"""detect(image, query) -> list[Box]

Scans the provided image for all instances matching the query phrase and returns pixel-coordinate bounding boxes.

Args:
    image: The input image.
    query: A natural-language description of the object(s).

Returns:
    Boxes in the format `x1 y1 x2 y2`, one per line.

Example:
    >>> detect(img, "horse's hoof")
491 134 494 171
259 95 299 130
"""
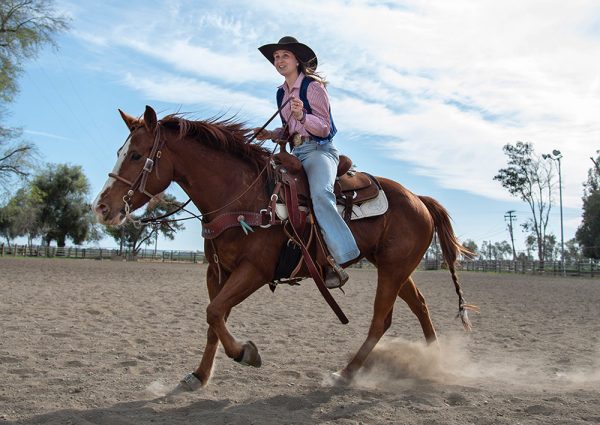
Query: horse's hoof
330 371 352 387
179 372 203 391
235 340 262 367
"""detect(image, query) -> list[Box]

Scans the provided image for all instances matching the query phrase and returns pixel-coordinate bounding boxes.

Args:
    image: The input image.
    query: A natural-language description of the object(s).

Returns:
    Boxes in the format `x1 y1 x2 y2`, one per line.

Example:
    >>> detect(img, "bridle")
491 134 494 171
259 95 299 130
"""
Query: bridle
108 124 167 209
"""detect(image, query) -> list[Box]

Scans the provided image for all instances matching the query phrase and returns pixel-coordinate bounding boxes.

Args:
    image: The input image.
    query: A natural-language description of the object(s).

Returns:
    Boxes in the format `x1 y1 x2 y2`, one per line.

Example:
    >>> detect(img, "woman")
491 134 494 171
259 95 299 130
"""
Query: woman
254 36 360 288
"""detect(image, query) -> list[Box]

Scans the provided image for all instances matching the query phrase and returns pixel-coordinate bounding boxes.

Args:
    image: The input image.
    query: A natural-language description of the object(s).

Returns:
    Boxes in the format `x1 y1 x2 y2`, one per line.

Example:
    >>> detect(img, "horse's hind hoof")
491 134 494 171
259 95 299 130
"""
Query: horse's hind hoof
179 372 203 391
329 371 352 387
235 340 262 367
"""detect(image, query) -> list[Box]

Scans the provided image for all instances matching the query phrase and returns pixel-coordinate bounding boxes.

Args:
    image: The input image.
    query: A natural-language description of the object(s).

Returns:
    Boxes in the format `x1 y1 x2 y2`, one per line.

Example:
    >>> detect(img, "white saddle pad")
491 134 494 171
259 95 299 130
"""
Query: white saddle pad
275 189 389 221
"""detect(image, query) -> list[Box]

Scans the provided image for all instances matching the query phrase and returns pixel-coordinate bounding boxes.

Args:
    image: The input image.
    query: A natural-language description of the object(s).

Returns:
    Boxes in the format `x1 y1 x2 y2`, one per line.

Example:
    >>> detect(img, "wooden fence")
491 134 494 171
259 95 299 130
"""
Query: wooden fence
1 244 598 278
0 244 206 263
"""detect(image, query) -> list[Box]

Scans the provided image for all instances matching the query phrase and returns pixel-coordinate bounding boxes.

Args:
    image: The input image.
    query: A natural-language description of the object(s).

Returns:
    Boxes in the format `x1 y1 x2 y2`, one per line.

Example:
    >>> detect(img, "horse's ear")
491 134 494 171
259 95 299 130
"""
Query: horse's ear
119 109 139 131
144 105 157 133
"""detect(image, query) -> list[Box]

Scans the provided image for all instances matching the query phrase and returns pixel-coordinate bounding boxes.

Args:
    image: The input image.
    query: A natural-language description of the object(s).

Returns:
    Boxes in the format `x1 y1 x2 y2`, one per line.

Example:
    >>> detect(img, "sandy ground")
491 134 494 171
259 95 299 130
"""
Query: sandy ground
1 257 599 424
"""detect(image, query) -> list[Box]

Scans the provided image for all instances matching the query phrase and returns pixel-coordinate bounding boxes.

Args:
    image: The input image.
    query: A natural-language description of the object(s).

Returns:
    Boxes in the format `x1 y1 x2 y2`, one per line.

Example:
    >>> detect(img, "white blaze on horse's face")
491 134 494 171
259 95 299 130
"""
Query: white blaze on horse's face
92 136 133 225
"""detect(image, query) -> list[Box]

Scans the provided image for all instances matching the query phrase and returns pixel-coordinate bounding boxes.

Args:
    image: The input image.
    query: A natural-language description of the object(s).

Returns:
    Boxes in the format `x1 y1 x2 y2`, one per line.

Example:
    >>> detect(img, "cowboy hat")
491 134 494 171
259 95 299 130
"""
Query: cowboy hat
258 36 318 69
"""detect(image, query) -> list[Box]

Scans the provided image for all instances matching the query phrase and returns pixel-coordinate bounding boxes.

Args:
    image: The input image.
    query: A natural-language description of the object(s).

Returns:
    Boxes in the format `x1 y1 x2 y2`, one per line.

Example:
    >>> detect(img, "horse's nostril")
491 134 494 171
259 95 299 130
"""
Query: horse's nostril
95 203 110 217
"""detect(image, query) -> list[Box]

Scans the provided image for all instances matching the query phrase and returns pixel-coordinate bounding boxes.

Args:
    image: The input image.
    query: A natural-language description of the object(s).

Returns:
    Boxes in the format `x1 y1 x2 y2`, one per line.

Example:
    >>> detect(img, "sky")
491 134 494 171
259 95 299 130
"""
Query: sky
5 0 600 254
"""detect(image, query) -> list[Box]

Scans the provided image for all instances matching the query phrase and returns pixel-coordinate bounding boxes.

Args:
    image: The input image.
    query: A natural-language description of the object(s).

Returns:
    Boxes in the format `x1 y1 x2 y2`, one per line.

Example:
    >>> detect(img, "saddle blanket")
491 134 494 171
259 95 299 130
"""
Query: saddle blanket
275 189 389 222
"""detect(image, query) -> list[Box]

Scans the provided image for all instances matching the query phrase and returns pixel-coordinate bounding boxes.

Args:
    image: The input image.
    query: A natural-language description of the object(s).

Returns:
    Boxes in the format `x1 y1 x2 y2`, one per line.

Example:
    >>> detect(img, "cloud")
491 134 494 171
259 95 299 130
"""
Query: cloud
24 129 73 141
67 0 600 209
121 72 274 119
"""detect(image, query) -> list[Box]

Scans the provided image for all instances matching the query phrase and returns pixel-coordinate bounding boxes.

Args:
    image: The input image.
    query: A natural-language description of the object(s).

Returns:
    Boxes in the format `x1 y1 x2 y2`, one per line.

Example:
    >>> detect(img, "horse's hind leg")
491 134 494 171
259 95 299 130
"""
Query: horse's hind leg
398 276 437 344
339 267 409 380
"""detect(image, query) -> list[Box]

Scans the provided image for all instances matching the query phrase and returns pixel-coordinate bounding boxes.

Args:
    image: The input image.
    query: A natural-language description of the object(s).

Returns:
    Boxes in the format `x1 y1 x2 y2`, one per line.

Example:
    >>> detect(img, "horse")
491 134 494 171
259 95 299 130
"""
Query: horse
93 105 475 389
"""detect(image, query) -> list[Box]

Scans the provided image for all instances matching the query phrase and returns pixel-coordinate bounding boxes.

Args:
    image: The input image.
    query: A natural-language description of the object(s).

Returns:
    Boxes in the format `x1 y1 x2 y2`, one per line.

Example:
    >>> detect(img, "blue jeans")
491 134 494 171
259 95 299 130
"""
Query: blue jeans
292 140 360 264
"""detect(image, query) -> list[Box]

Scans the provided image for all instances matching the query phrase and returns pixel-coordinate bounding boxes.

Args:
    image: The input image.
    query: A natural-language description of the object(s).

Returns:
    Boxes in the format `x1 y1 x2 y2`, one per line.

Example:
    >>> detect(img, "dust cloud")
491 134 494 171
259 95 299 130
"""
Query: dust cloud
344 336 600 392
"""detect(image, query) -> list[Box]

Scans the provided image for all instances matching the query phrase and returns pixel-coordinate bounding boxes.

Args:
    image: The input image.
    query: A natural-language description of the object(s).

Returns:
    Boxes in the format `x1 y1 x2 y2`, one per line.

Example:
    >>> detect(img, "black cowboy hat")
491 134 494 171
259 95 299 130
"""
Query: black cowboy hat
258 36 318 69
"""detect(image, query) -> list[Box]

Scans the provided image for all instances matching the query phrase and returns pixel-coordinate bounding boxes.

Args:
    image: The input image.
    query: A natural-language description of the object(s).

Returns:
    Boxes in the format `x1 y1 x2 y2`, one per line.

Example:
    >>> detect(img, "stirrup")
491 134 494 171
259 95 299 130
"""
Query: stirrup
325 256 349 289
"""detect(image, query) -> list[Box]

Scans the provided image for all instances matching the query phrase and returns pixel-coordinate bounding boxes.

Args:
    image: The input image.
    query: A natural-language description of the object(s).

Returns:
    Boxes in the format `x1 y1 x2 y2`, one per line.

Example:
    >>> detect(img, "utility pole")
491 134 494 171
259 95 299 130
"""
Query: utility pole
504 210 517 261
543 150 565 276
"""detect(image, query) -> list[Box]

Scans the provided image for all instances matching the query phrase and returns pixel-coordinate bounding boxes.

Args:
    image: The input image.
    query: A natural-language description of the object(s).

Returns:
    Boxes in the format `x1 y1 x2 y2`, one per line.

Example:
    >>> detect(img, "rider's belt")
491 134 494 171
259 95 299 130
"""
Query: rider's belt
292 133 312 147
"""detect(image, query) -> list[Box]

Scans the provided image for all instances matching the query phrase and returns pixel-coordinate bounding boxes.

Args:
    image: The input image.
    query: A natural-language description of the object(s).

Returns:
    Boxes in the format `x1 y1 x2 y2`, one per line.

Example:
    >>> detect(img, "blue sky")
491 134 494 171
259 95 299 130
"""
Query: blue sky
6 0 599 253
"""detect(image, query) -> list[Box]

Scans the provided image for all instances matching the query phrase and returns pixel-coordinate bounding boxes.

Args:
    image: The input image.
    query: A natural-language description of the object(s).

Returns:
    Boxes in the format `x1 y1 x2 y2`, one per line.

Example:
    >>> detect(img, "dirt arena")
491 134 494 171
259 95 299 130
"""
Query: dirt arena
1 257 599 424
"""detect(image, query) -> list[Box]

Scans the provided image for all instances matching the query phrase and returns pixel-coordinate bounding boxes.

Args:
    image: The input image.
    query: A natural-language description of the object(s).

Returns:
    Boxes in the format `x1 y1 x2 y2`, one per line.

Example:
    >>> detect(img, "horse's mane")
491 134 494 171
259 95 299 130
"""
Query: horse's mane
160 114 271 169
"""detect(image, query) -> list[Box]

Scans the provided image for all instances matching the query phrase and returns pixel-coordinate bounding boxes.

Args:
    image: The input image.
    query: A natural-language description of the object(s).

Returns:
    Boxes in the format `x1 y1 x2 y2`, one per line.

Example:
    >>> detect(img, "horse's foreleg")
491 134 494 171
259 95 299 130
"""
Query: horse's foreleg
205 261 265 364
339 269 406 380
187 263 229 387
398 276 438 344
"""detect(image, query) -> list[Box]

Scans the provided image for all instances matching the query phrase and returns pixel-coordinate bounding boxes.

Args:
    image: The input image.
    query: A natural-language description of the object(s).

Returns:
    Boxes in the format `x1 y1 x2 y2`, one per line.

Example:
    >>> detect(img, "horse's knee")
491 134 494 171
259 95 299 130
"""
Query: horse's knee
206 303 222 327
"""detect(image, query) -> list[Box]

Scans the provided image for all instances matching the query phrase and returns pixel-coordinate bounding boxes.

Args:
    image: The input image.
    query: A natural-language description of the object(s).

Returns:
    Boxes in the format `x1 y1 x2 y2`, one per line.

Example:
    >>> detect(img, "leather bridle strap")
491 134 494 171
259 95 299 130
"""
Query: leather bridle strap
108 124 166 200
138 125 166 195
107 172 156 199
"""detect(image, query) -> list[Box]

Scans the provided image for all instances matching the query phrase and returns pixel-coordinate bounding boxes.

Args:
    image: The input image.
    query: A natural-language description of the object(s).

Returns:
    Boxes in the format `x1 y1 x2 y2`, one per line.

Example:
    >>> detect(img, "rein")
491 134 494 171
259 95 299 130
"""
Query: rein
109 98 292 227
198 96 293 220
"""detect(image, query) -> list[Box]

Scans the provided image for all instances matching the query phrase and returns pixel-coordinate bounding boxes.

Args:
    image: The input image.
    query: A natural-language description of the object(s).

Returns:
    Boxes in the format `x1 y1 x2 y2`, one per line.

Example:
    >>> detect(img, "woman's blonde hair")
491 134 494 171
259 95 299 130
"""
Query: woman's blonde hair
298 60 327 86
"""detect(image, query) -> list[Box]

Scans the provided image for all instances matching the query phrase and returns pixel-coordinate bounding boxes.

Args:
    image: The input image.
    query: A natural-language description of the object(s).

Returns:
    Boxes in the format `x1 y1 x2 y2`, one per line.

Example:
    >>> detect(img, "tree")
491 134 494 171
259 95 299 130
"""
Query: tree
480 240 512 260
462 239 478 257
0 185 42 245
103 194 186 255
494 240 513 260
0 1 69 189
1 0 69 102
0 115 34 192
525 233 557 262
494 141 554 264
564 238 583 263
31 163 95 246
575 151 600 259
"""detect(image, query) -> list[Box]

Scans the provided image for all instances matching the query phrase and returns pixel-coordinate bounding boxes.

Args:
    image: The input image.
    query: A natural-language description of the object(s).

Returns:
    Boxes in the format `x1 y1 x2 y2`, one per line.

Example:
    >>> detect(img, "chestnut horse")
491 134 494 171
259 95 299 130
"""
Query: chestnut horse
93 105 474 388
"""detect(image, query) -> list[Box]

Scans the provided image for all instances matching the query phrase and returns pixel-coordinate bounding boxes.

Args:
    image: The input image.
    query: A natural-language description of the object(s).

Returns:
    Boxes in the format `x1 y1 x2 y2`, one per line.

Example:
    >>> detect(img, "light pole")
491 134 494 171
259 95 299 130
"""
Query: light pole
542 150 564 275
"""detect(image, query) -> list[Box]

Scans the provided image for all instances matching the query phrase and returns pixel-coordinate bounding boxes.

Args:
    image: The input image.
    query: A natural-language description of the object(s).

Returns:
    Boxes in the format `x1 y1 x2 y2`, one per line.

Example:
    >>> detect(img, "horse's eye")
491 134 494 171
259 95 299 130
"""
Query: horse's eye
131 152 142 161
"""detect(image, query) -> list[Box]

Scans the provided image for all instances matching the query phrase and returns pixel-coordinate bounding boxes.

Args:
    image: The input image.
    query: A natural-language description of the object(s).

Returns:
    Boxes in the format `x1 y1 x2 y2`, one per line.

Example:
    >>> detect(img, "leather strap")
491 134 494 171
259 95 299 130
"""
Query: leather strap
202 211 278 239
290 220 349 324
280 171 304 233
343 194 353 223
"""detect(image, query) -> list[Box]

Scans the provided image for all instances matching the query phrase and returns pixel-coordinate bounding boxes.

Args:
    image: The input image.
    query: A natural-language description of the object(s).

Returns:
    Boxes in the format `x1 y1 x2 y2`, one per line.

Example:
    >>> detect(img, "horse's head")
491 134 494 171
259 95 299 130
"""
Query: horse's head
93 106 174 225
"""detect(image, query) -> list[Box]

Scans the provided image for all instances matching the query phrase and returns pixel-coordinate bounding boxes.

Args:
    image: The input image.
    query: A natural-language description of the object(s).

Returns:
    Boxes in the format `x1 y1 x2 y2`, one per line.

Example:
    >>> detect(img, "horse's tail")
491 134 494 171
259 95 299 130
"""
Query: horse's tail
418 195 479 331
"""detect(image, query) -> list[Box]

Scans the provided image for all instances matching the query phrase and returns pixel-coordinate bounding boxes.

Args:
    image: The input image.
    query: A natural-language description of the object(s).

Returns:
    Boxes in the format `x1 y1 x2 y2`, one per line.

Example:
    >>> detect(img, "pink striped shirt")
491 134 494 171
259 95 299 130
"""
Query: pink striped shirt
274 73 331 140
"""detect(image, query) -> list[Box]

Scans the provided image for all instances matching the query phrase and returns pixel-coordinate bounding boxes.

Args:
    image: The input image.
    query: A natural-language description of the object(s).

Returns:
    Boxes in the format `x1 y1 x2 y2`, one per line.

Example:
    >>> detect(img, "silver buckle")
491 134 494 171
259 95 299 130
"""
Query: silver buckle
143 158 154 173
259 209 272 228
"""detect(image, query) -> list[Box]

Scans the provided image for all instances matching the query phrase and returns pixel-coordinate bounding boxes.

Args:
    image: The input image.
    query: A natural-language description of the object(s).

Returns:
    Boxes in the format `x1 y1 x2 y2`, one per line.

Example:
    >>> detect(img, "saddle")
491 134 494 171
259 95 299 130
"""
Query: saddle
273 150 381 224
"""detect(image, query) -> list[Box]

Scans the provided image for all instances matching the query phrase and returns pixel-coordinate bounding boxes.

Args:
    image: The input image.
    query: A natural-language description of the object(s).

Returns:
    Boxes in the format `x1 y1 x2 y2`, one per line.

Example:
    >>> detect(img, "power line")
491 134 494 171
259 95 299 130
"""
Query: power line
51 52 111 153
31 63 106 157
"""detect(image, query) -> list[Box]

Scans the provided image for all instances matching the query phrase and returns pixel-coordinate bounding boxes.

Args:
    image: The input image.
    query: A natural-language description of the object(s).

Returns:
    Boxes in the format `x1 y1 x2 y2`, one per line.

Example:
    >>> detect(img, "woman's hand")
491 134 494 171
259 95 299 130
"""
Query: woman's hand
253 128 273 141
290 96 305 122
